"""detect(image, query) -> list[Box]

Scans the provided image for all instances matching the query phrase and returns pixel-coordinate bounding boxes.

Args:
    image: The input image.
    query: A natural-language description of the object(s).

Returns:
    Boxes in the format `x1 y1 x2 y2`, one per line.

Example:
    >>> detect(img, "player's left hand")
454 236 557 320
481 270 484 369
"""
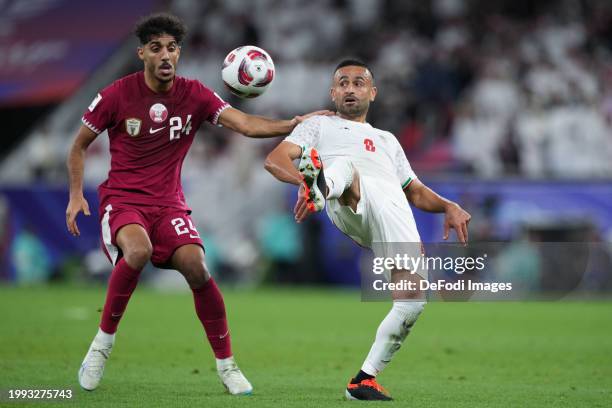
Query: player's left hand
443 203 471 245
291 110 334 127
294 183 313 223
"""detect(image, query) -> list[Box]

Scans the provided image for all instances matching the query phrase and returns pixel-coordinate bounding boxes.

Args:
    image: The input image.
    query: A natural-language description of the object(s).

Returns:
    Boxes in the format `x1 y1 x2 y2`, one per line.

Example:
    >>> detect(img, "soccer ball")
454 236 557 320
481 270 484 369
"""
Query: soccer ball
222 46 275 98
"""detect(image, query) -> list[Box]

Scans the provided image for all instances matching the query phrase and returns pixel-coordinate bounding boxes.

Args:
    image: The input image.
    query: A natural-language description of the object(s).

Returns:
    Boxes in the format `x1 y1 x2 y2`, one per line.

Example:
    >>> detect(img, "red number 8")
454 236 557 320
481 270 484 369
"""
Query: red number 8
364 138 376 152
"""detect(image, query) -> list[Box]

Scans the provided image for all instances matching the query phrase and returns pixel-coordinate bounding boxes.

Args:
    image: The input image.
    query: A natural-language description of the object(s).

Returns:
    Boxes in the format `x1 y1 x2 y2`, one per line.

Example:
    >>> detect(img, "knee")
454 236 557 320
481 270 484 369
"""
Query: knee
180 258 211 289
123 244 152 270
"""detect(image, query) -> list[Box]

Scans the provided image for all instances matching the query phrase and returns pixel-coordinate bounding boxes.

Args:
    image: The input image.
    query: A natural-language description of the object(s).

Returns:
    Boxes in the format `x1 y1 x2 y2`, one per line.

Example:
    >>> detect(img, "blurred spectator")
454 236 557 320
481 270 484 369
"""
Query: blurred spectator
11 226 51 283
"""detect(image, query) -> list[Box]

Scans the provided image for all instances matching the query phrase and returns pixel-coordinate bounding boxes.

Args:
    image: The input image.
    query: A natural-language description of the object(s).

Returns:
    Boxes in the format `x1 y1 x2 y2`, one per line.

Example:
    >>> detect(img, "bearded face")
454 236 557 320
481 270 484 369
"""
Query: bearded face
330 66 377 120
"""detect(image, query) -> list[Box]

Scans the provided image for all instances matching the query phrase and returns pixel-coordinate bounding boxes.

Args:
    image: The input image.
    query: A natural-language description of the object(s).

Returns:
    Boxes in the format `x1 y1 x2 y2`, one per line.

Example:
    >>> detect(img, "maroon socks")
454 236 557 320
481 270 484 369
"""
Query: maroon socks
99 258 141 334
192 278 232 359
99 260 232 360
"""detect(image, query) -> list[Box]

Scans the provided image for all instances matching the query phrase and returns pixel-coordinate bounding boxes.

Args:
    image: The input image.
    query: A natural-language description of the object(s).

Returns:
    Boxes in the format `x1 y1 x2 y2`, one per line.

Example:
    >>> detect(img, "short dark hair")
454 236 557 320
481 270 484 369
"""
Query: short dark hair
334 59 374 79
134 13 187 45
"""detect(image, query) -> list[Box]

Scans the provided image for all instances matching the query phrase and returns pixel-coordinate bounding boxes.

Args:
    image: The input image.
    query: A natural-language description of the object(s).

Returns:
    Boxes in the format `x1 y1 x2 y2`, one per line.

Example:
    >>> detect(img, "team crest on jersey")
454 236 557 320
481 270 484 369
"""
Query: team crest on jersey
125 118 142 137
149 103 168 123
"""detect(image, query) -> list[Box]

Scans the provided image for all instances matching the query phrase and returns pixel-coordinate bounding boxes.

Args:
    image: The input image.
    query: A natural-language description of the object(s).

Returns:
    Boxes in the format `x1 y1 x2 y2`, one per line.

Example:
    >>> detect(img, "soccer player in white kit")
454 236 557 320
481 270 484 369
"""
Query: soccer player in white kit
264 60 471 401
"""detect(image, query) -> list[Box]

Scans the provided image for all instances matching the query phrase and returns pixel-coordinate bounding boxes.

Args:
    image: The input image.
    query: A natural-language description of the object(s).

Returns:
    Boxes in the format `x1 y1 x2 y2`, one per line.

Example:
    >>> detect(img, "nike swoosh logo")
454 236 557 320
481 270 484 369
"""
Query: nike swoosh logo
149 126 166 134
219 330 229 339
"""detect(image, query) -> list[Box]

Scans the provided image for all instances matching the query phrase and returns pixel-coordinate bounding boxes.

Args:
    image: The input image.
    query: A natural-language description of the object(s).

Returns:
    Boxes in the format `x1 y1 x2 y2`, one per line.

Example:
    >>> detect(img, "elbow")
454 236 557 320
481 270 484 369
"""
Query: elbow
264 151 284 178
263 155 276 174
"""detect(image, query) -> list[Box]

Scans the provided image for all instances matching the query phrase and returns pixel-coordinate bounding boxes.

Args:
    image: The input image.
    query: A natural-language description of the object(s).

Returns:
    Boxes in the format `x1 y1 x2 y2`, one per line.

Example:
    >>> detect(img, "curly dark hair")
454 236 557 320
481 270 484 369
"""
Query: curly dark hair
134 13 187 45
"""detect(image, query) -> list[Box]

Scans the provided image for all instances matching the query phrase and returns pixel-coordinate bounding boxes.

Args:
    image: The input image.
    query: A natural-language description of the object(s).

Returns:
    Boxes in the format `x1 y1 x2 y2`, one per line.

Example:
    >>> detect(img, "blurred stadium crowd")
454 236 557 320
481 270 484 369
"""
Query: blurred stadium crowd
11 0 612 183
181 0 612 178
1 0 611 288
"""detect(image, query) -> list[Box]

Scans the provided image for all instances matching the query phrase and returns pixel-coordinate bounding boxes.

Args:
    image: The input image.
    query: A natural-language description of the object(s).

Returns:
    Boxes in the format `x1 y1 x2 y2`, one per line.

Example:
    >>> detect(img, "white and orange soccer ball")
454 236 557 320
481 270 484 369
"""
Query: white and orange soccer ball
221 45 275 98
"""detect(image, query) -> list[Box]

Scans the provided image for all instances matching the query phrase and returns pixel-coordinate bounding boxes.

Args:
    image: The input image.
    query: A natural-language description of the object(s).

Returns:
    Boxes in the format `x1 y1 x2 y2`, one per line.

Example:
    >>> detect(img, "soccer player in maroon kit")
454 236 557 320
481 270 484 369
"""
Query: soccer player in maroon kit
65 13 328 395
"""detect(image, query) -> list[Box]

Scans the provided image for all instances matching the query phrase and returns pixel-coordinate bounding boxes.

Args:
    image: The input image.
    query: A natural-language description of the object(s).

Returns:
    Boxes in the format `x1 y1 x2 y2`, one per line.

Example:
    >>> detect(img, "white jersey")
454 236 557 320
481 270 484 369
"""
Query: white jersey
285 115 416 204
285 115 424 278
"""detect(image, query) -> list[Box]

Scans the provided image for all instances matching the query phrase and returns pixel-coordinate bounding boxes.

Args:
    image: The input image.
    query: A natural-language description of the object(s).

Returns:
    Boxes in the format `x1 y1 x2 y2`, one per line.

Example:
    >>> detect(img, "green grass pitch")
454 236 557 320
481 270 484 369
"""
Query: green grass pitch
1 285 611 407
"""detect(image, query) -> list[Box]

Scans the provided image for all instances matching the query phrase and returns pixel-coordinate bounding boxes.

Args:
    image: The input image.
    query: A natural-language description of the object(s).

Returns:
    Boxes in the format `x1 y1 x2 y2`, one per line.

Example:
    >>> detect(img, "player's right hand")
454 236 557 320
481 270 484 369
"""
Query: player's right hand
66 195 91 237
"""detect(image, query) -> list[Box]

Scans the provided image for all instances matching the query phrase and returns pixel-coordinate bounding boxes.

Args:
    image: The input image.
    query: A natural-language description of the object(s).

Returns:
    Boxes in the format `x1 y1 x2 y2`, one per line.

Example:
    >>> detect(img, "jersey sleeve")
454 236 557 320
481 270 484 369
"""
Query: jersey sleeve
393 138 418 189
81 82 119 134
193 81 231 125
284 116 322 148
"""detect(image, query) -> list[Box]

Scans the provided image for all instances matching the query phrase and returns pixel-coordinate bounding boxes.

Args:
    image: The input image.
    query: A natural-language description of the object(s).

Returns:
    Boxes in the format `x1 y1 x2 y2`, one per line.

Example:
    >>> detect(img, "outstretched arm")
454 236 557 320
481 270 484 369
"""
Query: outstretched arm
218 107 331 138
66 125 97 236
405 179 471 244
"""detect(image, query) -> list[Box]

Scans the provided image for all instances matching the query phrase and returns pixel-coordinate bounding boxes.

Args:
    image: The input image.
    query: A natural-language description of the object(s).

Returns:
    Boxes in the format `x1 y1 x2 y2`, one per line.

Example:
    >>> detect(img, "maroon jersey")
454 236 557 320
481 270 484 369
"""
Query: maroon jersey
82 71 229 210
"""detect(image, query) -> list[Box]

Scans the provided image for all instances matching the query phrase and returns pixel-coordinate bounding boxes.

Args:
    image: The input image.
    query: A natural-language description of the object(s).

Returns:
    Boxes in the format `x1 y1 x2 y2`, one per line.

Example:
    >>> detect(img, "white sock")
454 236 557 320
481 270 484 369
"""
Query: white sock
95 327 115 346
324 158 354 199
361 301 425 376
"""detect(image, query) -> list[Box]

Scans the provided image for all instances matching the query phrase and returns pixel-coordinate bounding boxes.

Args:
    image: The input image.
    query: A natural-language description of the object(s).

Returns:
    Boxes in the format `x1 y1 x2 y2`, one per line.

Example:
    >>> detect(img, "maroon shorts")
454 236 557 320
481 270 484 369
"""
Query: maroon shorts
99 200 204 268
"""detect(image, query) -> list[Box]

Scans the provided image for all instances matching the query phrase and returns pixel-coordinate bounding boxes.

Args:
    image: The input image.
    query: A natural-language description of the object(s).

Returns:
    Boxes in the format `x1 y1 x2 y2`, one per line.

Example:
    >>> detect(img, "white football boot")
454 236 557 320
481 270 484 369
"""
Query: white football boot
217 357 253 395
298 146 326 212
78 331 114 391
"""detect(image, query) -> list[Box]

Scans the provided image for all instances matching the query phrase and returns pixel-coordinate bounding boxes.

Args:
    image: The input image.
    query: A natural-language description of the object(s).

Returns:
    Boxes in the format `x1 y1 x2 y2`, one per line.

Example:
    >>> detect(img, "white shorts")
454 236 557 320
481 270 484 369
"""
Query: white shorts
325 176 427 280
